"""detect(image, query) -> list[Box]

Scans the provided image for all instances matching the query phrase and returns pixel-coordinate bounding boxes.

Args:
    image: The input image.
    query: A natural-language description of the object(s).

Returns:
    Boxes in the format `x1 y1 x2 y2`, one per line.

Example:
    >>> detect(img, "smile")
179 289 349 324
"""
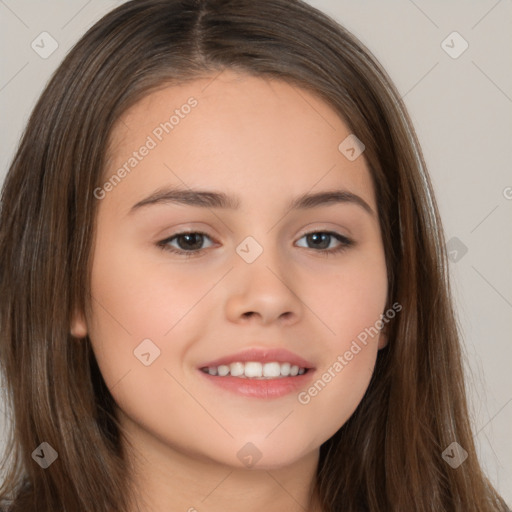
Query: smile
200 361 308 379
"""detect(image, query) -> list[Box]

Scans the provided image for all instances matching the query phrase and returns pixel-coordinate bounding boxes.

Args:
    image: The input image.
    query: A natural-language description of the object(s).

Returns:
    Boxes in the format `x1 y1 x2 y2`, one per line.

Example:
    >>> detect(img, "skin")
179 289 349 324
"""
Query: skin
71 70 388 512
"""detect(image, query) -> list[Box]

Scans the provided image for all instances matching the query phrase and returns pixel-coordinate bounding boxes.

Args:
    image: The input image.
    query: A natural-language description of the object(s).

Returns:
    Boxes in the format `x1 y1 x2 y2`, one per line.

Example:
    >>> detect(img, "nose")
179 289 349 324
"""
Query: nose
224 252 303 326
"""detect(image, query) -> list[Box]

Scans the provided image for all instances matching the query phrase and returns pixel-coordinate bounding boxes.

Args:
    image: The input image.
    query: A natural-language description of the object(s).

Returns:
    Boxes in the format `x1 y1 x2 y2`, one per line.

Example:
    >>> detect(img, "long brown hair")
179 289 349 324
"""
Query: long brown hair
0 0 509 510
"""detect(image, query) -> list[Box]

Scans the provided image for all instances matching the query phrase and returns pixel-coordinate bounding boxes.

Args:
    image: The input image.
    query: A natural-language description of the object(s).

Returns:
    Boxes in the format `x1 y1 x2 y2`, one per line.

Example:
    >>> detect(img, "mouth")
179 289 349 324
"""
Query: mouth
197 347 316 399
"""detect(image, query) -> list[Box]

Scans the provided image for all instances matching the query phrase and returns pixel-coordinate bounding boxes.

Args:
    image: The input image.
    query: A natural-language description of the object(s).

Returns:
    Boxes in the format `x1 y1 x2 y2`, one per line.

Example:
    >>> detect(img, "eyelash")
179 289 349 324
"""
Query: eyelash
156 230 354 258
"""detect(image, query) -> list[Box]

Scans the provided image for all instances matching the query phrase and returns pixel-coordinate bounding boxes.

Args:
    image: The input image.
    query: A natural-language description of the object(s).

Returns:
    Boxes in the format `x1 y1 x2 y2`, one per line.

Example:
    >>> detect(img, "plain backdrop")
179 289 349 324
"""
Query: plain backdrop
0 0 511 504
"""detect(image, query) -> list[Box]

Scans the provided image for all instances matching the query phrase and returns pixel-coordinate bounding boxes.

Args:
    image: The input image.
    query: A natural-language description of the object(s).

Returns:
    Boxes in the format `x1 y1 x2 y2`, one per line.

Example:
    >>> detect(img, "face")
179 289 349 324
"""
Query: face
72 70 388 471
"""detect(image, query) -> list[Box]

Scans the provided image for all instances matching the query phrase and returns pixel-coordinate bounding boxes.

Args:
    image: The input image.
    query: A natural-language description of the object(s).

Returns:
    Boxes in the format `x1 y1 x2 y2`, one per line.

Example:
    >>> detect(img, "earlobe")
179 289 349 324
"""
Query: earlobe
377 331 388 350
70 310 88 339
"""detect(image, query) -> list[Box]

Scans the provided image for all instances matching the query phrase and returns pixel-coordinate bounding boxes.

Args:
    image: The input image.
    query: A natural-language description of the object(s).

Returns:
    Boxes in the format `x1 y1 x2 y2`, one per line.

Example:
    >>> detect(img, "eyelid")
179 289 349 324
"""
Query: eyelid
297 221 353 239
157 224 352 244
157 229 215 247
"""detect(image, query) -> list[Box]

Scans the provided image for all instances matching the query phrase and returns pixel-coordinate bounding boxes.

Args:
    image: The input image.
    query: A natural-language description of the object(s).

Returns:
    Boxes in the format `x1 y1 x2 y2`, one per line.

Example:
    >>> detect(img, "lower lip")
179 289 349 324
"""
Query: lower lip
198 369 315 399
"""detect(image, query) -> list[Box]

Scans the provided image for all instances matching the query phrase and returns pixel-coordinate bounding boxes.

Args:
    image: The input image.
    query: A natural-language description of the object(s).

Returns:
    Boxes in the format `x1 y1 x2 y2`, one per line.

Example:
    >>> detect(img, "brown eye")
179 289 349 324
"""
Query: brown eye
157 231 214 257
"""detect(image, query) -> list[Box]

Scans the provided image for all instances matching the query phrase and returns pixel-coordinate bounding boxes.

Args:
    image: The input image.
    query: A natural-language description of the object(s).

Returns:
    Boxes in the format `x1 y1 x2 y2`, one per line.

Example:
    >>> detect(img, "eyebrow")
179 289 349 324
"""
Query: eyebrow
128 186 374 216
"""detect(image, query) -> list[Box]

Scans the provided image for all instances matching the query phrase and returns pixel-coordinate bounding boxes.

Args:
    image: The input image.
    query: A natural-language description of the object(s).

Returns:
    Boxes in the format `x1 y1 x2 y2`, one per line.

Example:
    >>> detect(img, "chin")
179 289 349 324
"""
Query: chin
224 438 316 471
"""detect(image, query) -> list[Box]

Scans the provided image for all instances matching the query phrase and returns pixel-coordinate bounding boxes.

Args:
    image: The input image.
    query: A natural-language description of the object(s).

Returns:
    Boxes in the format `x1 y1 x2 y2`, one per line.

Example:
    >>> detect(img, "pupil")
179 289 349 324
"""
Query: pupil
309 233 329 249
180 233 203 250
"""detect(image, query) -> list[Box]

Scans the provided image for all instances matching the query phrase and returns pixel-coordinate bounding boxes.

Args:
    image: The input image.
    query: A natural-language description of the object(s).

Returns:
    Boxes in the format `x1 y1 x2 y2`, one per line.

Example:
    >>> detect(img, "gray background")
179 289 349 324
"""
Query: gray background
0 0 511 504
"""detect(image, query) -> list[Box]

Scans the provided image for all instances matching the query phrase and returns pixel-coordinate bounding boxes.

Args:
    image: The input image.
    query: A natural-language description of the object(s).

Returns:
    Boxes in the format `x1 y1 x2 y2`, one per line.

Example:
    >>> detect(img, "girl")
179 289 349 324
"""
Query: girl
0 0 509 511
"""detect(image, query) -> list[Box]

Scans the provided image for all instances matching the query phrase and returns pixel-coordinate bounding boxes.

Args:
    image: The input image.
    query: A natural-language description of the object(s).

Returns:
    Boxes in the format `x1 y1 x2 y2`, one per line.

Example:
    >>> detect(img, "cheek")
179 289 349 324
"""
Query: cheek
85 239 201 391
293 250 386 431
306 248 388 344
88 239 211 336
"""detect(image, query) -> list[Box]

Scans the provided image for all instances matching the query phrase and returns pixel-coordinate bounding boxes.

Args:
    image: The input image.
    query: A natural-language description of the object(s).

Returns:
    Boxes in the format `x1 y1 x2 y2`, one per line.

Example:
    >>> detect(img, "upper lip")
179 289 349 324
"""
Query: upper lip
199 348 315 369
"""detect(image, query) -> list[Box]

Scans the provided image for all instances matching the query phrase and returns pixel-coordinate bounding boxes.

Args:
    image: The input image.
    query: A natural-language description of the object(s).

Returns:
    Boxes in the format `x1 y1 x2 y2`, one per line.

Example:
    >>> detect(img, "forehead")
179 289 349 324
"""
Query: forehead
104 70 375 214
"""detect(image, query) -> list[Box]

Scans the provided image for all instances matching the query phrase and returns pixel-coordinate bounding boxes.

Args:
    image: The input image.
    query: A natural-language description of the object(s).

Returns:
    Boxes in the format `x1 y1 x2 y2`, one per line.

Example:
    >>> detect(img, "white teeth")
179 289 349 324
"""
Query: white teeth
280 362 291 376
263 362 281 377
217 365 230 377
230 362 245 377
202 361 308 378
244 362 262 378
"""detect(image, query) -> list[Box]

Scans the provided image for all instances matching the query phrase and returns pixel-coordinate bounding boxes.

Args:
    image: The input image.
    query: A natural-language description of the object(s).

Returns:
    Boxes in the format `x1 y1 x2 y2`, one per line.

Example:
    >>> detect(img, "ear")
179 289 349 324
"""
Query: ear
377 330 388 350
70 309 88 339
